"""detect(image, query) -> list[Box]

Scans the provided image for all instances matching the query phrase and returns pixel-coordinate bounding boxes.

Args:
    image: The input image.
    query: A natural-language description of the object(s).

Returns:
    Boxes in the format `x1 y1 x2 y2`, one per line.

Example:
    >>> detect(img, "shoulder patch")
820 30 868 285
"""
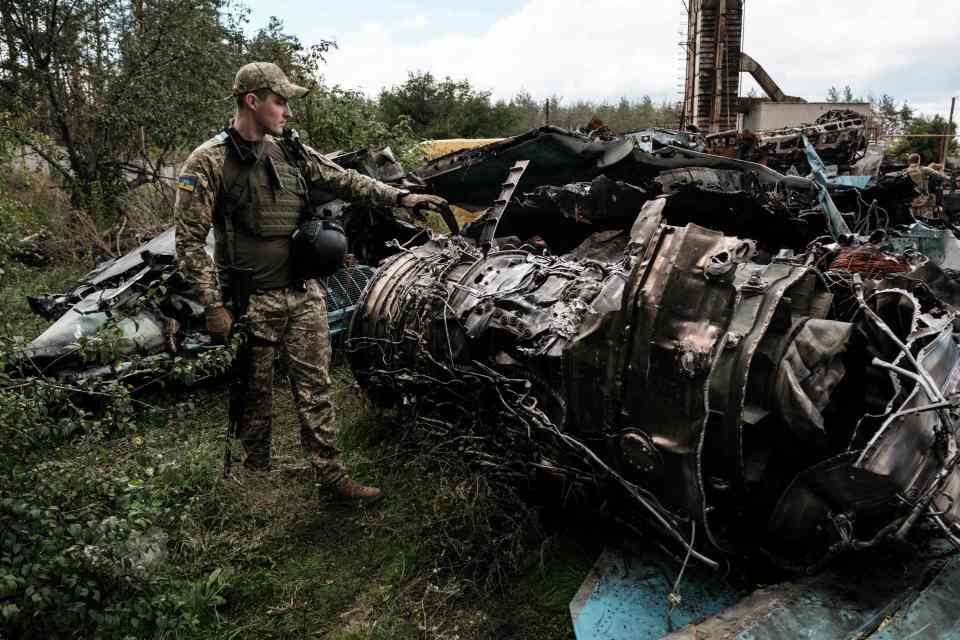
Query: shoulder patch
176 175 198 192
214 131 229 143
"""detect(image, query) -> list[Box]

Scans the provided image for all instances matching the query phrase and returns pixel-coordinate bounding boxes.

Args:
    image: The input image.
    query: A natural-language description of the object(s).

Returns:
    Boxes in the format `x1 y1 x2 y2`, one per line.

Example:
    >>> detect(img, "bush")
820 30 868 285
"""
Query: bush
0 185 44 272
0 168 113 264
0 310 239 638
0 373 235 638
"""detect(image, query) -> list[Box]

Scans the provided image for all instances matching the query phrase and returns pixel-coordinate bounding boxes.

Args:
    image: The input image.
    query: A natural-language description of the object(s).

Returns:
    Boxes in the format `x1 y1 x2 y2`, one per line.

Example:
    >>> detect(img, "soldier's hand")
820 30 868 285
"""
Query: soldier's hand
399 193 447 211
205 304 234 340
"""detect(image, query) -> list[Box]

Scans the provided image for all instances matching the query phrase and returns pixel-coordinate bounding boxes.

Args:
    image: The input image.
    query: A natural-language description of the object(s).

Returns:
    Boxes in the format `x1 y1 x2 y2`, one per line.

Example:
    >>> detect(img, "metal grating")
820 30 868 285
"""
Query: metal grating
322 265 377 337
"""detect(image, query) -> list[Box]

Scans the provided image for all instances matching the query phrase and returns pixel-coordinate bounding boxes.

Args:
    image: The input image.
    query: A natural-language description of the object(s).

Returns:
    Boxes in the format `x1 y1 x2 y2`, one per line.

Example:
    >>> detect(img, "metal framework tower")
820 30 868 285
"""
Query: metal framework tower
681 0 744 133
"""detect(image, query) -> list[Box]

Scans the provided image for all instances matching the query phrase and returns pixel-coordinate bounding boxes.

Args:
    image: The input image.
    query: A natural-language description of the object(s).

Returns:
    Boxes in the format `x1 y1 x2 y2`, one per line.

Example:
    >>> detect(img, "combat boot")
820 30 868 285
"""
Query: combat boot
332 477 383 503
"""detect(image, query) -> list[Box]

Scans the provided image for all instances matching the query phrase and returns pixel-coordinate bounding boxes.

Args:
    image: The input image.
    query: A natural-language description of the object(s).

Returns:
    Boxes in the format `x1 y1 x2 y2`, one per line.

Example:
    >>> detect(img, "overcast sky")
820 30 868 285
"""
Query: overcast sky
243 0 959 119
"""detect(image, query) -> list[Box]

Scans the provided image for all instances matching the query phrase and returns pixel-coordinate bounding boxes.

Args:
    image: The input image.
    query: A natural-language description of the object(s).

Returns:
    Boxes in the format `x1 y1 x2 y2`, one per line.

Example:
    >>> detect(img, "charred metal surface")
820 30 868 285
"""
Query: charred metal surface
651 166 820 250
516 175 648 224
19 226 377 381
348 192 960 569
478 160 529 255
420 126 838 256
705 110 869 174
415 126 630 204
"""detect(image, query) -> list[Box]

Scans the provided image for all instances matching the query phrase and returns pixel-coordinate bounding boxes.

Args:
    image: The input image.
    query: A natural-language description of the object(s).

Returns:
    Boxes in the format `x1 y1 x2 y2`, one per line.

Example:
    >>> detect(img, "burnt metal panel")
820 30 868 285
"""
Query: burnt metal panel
857 329 960 525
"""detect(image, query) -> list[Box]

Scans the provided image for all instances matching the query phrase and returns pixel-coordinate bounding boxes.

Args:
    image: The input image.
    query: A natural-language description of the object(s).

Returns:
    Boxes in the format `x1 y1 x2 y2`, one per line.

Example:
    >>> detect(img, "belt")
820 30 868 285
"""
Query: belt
251 280 309 295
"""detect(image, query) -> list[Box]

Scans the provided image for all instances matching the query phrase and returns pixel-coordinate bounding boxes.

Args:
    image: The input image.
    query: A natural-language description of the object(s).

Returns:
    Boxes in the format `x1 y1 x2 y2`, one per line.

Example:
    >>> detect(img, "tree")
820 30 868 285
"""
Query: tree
0 0 252 217
295 84 418 166
245 16 334 89
887 114 957 163
826 85 862 103
378 71 520 139
899 102 915 128
872 93 913 137
503 90 542 135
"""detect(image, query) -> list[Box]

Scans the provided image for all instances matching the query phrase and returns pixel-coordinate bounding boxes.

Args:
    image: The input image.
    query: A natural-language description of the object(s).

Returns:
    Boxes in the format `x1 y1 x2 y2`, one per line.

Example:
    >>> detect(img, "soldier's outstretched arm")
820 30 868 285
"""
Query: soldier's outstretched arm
174 151 223 308
299 144 409 209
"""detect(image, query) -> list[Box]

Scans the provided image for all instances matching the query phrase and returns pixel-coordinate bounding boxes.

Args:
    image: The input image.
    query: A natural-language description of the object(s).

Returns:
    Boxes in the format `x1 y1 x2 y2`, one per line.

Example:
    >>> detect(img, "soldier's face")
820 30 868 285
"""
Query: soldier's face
253 92 292 136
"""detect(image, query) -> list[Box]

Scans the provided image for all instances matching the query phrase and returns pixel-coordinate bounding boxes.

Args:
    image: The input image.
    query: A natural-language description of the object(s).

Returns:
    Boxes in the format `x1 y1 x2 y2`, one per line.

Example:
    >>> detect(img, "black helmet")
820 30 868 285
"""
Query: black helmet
291 217 347 279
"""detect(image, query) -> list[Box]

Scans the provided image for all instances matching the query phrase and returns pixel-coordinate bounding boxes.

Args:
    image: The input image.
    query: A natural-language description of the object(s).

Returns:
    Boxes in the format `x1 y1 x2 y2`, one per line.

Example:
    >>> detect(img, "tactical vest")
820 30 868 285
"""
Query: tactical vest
217 136 307 238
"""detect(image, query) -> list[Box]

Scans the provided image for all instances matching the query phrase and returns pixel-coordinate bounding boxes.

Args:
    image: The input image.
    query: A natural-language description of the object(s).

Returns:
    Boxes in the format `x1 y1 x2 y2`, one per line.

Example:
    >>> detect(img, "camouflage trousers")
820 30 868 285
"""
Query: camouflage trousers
239 279 345 484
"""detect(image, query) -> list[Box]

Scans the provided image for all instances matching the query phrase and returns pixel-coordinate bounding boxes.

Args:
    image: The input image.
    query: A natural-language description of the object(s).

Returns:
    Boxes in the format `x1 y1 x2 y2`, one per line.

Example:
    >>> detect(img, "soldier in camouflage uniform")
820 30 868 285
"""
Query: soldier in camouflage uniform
907 153 949 221
175 62 446 501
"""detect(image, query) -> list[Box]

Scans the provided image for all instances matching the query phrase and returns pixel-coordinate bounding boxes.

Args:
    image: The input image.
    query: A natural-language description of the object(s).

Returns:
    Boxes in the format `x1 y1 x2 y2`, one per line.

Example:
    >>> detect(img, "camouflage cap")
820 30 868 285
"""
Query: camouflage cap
232 62 308 99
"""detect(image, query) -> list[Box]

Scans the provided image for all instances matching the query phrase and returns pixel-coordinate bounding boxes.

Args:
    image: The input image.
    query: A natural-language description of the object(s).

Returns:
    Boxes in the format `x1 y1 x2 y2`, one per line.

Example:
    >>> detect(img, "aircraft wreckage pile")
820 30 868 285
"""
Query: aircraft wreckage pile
18 122 960 572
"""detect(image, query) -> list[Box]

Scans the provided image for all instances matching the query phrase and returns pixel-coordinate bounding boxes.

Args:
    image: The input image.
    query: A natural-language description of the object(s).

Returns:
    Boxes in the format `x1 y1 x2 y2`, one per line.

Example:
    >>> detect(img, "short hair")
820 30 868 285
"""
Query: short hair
909 153 921 164
236 88 273 111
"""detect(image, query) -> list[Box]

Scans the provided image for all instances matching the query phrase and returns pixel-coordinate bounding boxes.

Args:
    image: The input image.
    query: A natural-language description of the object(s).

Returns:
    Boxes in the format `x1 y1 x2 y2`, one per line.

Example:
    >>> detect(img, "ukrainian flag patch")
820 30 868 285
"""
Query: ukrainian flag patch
176 175 198 192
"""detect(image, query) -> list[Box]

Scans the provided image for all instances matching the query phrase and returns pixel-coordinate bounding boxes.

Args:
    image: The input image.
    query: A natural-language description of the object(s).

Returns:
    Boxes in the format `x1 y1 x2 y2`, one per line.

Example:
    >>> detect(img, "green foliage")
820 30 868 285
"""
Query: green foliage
0 171 51 284
0 328 243 638
887 114 957 163
245 15 334 87
0 0 251 215
541 94 679 134
378 73 680 141
0 260 585 640
0 3 335 223
0 111 29 164
379 71 519 140
296 85 420 166
0 259 240 638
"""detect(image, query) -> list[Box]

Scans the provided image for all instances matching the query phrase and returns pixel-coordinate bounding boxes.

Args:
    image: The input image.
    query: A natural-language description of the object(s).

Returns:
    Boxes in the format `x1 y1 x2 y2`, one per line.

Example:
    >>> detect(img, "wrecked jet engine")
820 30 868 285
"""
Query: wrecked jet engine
347 197 960 570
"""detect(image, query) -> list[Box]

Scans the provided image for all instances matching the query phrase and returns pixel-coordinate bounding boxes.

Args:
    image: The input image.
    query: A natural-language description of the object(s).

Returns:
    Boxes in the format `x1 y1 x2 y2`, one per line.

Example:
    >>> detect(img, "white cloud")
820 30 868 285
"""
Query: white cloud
741 0 960 108
396 14 428 31
311 0 682 102
307 0 960 114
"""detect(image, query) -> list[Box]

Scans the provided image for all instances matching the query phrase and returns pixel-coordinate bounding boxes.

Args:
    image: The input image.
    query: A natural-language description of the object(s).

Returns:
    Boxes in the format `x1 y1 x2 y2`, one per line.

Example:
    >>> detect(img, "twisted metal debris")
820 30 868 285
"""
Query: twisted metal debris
347 130 960 570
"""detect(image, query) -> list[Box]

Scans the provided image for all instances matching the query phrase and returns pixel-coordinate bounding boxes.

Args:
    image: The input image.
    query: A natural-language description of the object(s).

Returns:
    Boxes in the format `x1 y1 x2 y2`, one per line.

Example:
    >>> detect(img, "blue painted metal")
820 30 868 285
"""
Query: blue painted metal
570 549 742 640
802 133 852 239
800 134 950 264
829 175 873 189
574 547 960 639
886 223 948 265
869 554 960 640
